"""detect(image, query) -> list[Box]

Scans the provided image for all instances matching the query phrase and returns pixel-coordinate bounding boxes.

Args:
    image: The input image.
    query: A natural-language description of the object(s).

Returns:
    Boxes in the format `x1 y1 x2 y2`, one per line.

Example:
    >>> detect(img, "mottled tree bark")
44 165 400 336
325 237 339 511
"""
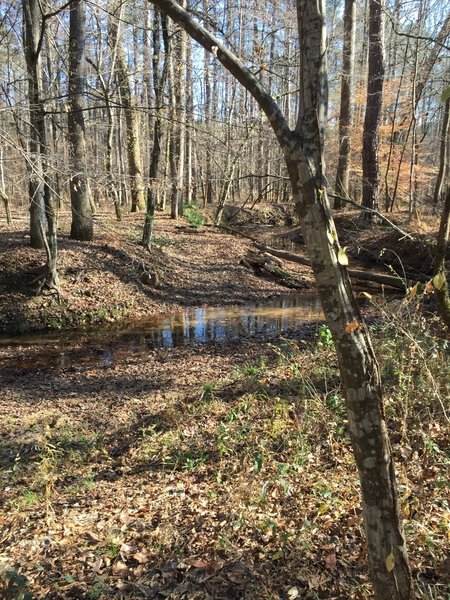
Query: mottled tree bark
334 0 355 207
361 0 385 224
147 1 414 597
68 0 94 241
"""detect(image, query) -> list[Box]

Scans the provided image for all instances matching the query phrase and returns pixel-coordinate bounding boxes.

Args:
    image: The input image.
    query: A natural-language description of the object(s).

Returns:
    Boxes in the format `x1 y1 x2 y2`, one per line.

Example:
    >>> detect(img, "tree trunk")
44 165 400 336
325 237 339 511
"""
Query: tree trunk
174 0 187 218
433 186 450 327
23 0 46 249
147 1 414 597
0 150 12 226
334 0 355 206
388 10 450 211
23 0 59 293
361 0 385 224
110 2 146 213
0 186 13 226
68 0 94 241
433 97 450 206
143 8 168 247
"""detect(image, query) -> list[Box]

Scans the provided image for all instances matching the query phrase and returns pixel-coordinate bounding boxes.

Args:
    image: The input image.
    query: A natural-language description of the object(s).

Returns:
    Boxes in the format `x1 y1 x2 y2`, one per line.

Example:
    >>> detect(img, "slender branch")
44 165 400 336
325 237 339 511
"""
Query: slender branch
329 192 414 240
384 8 450 52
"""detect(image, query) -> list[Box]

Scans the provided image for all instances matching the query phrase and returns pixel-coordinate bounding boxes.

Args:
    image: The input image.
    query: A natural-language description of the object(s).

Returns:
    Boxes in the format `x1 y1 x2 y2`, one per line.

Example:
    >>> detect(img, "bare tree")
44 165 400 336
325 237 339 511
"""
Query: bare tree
146 0 413 598
142 8 168 246
23 0 47 249
361 0 385 223
109 1 146 213
334 0 356 206
22 0 59 293
433 94 450 206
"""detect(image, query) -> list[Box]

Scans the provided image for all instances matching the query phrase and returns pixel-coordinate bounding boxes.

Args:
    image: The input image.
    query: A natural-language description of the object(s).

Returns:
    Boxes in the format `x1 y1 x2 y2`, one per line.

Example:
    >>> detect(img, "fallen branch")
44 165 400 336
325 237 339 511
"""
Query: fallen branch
241 250 307 290
254 242 410 290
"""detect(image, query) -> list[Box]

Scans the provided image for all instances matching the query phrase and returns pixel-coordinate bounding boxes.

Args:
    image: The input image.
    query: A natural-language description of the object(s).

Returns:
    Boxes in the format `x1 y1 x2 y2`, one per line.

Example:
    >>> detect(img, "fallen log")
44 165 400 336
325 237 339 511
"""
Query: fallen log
254 242 410 291
241 250 307 290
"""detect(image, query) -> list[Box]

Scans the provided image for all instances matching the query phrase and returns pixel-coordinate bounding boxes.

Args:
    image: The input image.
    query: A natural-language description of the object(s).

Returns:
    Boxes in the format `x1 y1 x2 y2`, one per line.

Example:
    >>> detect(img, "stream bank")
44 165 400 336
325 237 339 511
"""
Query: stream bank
0 212 313 336
1 206 443 336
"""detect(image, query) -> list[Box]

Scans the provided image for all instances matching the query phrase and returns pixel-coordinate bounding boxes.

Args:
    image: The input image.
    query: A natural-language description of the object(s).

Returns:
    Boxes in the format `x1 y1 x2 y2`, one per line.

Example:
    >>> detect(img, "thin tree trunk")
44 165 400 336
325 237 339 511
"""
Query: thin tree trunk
88 31 122 219
433 97 450 206
23 0 59 293
23 0 46 249
0 149 12 226
203 0 213 206
334 0 355 206
389 10 450 210
143 9 168 246
214 123 256 225
174 0 187 217
361 0 385 224
383 38 409 211
68 0 93 241
0 187 12 226
185 37 194 205
433 186 450 327
408 12 421 215
110 2 146 213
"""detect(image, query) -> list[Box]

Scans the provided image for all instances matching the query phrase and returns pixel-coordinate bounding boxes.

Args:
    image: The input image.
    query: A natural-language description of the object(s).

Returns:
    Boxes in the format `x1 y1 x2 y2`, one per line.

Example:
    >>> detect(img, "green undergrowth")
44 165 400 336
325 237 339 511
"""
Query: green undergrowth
1 296 449 599
184 203 205 228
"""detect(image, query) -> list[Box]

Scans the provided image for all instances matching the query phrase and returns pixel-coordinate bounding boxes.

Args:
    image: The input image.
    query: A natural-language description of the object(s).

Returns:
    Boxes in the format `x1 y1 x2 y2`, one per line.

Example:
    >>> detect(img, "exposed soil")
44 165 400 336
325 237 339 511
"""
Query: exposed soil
0 210 313 336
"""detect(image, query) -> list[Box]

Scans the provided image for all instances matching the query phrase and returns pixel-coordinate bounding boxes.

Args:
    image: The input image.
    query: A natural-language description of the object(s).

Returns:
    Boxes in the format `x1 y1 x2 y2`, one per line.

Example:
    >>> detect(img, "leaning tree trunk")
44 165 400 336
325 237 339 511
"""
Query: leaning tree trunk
23 0 59 293
68 0 94 241
334 0 356 207
361 0 385 224
147 1 414 598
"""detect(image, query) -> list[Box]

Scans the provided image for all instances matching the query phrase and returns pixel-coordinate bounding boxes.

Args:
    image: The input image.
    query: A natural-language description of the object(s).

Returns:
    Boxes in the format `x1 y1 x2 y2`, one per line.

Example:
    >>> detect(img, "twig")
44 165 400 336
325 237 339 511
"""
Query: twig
329 192 414 240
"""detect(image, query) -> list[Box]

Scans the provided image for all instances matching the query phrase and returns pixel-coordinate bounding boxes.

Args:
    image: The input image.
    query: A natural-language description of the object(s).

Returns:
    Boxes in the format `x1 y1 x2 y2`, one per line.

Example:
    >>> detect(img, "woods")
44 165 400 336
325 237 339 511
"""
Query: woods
0 1 449 599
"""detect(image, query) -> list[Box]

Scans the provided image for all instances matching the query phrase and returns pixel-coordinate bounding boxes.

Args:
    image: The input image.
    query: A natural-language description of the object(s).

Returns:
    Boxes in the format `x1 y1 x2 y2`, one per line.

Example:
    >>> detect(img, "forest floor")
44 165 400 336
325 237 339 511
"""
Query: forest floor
0 205 449 599
0 204 445 335
0 207 313 336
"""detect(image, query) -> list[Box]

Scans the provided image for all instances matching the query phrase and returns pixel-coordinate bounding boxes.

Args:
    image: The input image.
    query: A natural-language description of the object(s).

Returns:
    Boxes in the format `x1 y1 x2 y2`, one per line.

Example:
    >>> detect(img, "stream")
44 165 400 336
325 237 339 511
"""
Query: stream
0 293 324 372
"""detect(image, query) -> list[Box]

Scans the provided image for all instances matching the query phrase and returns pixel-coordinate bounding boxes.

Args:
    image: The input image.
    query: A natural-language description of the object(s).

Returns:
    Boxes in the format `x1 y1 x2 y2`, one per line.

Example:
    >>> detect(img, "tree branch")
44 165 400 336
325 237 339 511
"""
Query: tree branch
329 192 414 240
147 0 294 150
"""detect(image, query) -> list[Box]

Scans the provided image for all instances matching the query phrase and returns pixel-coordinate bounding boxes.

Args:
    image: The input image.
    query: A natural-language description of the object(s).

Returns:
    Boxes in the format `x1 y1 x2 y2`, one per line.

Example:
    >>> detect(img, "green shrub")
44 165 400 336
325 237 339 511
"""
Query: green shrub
184 203 204 227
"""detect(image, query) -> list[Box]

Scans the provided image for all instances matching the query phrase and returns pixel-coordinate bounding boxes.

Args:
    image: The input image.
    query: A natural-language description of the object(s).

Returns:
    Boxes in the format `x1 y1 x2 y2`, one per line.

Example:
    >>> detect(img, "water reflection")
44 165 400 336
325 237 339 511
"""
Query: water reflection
98 293 323 350
0 294 323 371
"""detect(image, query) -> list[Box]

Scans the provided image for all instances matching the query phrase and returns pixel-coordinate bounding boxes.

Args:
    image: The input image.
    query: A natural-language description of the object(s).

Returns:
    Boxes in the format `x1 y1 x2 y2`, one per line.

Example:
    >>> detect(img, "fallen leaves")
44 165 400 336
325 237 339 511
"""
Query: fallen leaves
1 280 449 599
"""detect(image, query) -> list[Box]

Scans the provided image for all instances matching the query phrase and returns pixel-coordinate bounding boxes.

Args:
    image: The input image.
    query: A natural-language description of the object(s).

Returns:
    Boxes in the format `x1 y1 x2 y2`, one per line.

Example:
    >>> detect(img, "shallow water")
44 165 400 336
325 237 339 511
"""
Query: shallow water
0 293 323 371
